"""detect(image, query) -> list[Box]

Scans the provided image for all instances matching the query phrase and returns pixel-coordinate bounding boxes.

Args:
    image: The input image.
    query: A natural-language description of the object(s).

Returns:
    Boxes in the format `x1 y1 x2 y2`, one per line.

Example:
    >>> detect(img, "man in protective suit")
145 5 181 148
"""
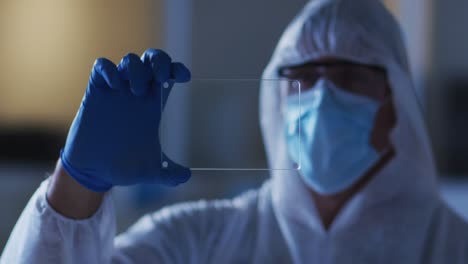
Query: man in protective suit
2 0 468 263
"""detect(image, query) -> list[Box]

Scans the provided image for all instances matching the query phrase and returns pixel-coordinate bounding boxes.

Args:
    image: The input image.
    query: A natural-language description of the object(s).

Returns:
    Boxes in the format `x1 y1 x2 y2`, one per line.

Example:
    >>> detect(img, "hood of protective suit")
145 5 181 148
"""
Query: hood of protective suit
260 0 439 237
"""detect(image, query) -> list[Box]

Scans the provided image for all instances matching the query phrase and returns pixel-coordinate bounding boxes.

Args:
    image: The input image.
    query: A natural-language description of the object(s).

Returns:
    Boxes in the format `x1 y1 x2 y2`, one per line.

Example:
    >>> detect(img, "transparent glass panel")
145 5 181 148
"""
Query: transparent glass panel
160 79 300 170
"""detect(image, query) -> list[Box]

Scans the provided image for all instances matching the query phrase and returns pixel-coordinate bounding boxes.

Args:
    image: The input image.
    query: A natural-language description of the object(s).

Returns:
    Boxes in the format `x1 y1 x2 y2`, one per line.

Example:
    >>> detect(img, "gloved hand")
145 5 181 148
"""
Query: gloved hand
60 49 191 192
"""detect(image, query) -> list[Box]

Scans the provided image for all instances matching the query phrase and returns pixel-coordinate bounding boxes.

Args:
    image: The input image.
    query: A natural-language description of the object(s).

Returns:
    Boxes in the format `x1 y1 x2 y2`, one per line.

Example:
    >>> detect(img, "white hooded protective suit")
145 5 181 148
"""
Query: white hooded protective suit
2 0 468 263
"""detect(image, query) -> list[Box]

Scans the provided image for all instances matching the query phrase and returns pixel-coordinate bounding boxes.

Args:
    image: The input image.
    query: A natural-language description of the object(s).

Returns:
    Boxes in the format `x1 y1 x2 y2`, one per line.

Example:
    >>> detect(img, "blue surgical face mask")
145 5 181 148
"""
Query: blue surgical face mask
285 79 383 195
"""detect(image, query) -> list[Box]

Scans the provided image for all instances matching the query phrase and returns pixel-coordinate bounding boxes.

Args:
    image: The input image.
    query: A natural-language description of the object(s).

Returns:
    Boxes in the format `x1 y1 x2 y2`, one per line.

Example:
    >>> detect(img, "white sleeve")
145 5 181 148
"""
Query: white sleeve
0 180 211 264
0 179 116 264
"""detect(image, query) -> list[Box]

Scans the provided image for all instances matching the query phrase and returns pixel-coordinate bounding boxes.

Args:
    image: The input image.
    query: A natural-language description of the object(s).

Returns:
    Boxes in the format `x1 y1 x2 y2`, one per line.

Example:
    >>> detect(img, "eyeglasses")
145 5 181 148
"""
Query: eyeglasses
280 61 389 100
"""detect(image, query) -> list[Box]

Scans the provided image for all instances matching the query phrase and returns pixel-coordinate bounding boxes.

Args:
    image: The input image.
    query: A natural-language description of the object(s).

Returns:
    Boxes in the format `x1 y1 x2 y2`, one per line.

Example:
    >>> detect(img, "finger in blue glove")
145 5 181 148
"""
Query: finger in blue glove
61 49 191 192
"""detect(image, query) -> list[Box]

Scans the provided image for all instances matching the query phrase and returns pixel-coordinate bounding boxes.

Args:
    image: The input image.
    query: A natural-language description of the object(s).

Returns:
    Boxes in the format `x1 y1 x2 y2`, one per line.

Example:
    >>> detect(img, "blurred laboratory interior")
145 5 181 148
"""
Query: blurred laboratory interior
1 0 468 251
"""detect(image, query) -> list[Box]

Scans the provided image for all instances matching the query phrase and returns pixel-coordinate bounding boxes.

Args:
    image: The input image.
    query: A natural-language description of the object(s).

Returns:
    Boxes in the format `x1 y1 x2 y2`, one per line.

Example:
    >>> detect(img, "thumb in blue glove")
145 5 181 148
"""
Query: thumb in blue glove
60 49 191 192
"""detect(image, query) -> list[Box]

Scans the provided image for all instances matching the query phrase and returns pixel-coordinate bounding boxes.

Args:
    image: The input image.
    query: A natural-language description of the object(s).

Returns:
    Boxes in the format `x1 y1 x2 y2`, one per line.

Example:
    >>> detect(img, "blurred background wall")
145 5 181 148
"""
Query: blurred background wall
0 0 165 250
0 0 163 163
0 0 162 127
1 0 468 252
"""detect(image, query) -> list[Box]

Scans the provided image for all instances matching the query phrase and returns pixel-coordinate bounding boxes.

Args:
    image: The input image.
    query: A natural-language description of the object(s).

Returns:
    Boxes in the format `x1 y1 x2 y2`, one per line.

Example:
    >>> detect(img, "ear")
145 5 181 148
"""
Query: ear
370 96 396 151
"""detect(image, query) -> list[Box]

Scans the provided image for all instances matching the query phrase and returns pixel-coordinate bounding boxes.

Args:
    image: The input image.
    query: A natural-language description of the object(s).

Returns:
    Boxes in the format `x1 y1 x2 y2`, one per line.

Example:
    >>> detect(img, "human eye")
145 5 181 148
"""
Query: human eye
295 74 320 90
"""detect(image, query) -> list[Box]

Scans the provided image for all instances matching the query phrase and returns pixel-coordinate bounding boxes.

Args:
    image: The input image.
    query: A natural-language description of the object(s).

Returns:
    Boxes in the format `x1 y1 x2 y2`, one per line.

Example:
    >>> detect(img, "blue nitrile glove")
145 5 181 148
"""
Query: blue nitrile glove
60 49 191 192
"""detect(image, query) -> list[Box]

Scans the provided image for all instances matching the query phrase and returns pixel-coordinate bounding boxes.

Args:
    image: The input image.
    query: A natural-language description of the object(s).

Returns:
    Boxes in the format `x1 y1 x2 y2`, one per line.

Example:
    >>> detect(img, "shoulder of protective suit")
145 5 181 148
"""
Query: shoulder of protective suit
122 181 273 260
419 200 468 262
149 182 270 225
152 181 273 237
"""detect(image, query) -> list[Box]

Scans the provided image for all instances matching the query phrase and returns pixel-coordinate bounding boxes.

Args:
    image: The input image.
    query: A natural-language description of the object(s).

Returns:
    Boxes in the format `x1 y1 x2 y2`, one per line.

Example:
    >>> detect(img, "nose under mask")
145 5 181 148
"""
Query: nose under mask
284 79 385 195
